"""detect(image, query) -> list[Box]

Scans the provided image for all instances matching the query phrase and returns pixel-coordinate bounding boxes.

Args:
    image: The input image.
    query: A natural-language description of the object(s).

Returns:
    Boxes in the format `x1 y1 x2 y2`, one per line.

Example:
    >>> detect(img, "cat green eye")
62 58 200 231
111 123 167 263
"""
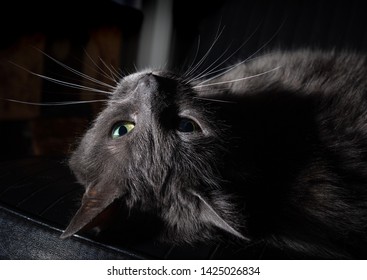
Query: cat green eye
178 118 199 133
111 121 135 139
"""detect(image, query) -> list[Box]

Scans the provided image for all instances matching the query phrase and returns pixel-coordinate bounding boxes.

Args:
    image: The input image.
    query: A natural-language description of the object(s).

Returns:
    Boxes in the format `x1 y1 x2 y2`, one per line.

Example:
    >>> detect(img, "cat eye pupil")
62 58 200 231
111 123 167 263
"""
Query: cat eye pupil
111 122 135 139
178 118 198 133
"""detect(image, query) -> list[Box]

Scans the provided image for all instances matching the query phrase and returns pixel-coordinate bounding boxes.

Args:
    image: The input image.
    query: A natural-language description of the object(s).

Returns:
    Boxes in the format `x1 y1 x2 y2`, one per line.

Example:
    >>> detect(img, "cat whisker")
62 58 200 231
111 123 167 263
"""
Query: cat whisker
109 64 124 80
187 23 262 83
240 20 285 63
36 48 117 90
183 25 226 78
193 66 281 88
38 72 113 94
9 62 113 95
193 97 237 104
97 56 121 83
2 98 108 106
192 57 259 87
83 49 121 84
189 61 245 83
182 35 201 77
195 20 285 87
185 42 233 84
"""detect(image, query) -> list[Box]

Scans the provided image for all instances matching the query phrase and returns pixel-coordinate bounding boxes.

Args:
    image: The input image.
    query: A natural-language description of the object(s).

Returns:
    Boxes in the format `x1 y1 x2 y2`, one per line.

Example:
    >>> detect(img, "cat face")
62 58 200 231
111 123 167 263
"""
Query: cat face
61 71 246 243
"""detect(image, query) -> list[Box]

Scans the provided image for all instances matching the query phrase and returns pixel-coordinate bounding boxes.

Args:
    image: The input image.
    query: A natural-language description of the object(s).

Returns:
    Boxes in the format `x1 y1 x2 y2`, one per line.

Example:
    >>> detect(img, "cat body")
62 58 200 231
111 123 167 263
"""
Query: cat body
62 49 367 259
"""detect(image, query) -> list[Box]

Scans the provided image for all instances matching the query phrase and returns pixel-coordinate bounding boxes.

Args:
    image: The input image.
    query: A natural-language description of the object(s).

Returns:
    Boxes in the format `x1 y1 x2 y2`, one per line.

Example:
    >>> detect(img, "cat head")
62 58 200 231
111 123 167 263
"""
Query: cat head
61 70 247 243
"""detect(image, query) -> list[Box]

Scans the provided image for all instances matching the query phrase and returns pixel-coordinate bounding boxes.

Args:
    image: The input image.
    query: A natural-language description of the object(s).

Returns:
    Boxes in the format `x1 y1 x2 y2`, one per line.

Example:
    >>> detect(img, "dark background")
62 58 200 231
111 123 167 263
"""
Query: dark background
1 0 367 160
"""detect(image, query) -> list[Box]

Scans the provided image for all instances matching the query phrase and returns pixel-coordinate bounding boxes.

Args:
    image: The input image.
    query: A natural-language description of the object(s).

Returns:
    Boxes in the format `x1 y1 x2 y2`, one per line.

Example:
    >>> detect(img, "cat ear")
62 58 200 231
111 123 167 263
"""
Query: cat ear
190 190 249 241
60 182 123 239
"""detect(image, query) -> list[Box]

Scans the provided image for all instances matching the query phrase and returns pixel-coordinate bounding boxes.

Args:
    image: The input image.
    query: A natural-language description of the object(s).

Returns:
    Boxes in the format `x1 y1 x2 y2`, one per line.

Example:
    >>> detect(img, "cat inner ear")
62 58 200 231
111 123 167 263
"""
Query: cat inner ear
60 182 123 239
189 190 249 241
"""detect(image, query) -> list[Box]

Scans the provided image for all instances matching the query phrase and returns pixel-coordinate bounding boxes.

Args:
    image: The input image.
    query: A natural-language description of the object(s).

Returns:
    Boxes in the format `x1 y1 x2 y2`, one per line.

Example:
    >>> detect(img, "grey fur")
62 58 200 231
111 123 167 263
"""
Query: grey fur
63 50 367 258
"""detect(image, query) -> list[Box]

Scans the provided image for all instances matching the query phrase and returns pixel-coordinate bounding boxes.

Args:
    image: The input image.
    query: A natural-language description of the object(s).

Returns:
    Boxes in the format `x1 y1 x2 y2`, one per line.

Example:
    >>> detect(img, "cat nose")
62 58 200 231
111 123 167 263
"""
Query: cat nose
136 72 158 94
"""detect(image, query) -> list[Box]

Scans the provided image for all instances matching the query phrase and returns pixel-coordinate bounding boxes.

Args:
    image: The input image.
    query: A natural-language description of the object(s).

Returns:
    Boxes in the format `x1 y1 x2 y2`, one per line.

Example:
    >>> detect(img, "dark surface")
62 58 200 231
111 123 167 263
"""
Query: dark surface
0 157 282 260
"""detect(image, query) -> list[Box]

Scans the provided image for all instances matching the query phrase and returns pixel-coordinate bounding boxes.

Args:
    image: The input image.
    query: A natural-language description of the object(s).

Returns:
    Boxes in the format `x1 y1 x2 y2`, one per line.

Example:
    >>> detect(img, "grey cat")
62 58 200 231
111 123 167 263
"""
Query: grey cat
61 49 367 259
